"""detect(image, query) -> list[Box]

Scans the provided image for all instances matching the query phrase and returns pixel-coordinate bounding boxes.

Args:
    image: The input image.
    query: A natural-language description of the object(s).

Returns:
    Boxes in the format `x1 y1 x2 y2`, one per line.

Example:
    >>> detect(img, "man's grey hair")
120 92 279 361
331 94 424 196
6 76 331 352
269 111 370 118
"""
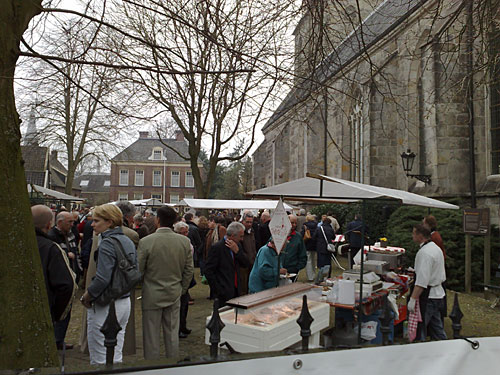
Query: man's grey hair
173 221 189 233
227 221 245 237
133 213 144 223
116 201 136 218
242 210 254 220
32 205 54 230
55 211 69 223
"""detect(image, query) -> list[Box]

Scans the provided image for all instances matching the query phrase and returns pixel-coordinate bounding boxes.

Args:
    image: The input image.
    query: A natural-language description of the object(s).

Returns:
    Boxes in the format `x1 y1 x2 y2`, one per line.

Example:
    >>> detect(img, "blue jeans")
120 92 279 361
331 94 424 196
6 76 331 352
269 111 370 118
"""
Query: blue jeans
423 298 447 341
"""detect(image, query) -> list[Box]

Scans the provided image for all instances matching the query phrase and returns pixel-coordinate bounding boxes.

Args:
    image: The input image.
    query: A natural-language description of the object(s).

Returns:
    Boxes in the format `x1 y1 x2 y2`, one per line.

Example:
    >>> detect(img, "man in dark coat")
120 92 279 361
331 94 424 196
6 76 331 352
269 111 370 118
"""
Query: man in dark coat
204 222 249 306
185 212 202 266
48 210 79 349
31 205 76 350
257 211 271 250
345 214 368 268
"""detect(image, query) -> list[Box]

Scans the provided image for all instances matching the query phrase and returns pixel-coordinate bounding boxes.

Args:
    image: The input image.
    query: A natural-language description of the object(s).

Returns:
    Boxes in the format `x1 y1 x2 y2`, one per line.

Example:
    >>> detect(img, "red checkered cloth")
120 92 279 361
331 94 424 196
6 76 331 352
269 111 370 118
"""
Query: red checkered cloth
408 299 422 342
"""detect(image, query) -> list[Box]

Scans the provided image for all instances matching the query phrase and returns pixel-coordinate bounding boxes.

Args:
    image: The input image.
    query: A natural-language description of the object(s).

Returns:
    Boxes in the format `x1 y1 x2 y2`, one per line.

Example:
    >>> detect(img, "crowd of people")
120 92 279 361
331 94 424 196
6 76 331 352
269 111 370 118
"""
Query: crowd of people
31 200 448 364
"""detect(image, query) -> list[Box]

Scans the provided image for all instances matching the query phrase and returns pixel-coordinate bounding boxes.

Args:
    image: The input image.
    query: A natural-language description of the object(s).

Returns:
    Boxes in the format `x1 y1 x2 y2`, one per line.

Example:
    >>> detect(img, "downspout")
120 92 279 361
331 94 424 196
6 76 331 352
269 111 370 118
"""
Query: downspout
324 88 328 175
467 0 477 208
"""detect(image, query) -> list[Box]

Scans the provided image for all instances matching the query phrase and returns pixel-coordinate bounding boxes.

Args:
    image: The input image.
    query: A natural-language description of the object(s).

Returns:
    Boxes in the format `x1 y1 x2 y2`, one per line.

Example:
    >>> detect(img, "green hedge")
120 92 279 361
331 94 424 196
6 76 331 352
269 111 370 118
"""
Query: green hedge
310 201 399 241
386 205 500 292
311 201 499 292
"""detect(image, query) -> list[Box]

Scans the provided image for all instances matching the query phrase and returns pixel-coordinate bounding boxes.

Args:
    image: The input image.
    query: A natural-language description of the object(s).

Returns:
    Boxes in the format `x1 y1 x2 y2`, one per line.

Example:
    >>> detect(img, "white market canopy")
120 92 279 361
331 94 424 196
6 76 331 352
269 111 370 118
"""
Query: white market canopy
246 173 459 210
177 198 295 211
111 198 175 207
28 184 85 202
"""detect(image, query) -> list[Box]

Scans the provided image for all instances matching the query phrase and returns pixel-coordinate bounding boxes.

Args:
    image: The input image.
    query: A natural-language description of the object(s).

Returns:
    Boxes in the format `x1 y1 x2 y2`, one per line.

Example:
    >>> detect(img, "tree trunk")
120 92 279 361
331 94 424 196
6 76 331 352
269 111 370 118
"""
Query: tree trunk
0 1 59 369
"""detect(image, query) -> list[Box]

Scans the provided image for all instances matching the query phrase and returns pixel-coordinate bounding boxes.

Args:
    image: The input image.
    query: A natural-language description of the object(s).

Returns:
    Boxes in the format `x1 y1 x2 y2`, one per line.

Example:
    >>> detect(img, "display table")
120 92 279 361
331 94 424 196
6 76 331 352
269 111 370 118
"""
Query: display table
326 274 411 344
205 283 330 353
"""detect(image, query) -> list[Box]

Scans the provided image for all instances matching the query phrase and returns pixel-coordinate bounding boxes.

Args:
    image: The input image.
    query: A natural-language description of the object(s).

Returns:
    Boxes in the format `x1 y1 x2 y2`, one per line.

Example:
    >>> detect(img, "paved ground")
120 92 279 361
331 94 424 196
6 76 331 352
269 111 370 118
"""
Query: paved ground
55 257 500 372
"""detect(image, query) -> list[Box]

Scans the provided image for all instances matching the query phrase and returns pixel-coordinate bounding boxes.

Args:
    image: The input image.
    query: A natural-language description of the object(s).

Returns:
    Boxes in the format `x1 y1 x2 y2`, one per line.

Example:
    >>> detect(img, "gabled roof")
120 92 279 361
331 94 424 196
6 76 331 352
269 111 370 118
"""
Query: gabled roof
74 173 111 193
21 145 48 172
263 0 429 131
112 137 200 163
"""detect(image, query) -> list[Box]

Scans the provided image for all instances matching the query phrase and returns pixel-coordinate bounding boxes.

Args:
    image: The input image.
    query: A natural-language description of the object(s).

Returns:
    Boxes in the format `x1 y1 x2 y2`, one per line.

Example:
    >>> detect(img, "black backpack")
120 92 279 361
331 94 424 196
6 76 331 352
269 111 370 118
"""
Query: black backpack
94 237 141 306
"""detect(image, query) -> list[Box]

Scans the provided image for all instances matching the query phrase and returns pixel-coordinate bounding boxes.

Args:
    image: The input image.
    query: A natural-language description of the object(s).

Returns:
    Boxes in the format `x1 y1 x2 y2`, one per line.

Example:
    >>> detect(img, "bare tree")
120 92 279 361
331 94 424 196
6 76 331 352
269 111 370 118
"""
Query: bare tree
17 17 141 193
113 0 299 198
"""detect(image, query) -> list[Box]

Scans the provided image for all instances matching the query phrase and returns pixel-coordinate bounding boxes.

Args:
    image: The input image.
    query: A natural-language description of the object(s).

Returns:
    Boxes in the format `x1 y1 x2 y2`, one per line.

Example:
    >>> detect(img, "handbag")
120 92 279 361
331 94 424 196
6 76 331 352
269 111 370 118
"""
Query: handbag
303 225 311 241
321 226 336 253
94 237 141 306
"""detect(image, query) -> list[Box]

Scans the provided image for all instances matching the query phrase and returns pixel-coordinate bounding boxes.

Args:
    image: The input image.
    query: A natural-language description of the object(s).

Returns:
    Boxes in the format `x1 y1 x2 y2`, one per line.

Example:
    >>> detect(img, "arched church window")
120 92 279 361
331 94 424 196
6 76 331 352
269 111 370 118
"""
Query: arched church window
349 98 364 182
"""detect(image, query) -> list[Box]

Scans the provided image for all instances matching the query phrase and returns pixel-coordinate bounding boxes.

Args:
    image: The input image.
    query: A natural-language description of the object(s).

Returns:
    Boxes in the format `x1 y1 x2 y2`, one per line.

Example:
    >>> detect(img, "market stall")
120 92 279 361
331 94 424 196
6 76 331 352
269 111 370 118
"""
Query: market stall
246 173 459 344
177 198 295 211
27 183 85 207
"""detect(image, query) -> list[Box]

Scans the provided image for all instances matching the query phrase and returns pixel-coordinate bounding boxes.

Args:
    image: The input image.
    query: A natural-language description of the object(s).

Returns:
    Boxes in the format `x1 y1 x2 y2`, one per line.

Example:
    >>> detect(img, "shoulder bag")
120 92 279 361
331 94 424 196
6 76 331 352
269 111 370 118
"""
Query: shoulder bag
303 224 311 241
321 226 336 253
94 237 141 306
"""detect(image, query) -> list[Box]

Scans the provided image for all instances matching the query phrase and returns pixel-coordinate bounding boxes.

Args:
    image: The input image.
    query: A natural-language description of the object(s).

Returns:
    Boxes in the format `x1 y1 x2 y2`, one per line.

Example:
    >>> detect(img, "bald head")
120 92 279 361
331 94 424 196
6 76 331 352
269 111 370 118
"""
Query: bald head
261 211 270 223
32 205 54 233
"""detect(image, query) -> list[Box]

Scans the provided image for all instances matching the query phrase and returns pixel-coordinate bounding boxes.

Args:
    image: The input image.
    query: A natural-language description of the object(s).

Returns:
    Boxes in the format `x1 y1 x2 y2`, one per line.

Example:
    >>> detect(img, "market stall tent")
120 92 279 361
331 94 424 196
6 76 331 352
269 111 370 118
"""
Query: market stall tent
247 173 459 210
246 173 458 343
28 184 85 202
177 198 295 211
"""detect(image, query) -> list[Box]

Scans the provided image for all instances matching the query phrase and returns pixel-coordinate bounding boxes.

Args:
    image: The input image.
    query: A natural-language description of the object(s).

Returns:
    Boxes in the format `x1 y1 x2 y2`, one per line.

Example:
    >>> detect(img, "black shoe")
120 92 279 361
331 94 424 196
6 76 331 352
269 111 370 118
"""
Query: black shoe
179 332 188 339
57 343 74 350
180 328 192 335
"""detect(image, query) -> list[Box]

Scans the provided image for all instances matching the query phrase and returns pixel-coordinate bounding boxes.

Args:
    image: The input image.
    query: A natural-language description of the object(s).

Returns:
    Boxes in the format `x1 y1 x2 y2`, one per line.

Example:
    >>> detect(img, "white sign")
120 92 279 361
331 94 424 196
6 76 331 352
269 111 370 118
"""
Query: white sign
269 199 291 255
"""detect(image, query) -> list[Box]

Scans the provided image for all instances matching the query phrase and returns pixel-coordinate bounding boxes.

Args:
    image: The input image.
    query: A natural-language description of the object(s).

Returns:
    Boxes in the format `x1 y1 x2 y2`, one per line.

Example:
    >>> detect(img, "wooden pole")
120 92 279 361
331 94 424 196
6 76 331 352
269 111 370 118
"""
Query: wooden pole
465 234 472 293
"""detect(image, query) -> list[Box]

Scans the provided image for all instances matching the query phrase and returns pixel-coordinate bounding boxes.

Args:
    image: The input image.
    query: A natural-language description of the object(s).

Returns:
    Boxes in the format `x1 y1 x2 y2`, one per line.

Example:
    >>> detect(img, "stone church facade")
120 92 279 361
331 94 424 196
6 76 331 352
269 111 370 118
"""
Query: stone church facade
253 0 500 223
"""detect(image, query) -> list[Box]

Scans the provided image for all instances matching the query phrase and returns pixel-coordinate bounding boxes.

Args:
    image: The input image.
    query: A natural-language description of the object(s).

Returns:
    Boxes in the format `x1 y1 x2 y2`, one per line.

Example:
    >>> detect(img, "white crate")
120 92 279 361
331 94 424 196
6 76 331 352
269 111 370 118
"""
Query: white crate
205 301 330 353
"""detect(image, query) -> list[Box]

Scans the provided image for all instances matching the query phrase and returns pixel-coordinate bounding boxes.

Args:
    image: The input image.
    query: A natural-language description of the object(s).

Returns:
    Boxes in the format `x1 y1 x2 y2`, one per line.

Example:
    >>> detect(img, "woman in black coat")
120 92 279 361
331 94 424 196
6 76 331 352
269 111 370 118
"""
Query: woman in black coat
313 217 335 269
301 215 318 281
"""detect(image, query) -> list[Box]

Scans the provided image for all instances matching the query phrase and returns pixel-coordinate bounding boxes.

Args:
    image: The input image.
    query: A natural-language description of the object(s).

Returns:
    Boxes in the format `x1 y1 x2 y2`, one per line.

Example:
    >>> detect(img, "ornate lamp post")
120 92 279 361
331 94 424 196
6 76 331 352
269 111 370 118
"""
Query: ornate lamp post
400 149 431 185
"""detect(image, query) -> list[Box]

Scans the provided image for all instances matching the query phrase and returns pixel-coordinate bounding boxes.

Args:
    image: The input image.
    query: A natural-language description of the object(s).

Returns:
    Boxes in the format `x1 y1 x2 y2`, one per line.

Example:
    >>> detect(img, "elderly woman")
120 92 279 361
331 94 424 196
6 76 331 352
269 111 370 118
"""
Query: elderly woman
173 221 194 338
80 204 138 365
248 238 286 294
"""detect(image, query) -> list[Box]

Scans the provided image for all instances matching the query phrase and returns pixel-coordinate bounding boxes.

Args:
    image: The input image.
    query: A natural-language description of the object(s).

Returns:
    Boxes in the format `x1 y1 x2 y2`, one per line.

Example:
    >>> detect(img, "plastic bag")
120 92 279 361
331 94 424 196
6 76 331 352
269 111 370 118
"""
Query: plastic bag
360 321 378 341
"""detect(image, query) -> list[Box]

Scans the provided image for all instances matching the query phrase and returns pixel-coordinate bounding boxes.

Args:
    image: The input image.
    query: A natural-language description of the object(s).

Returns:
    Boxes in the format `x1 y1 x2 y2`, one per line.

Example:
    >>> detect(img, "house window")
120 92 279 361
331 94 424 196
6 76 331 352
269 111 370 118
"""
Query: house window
135 170 144 186
184 194 194 200
103 180 110 187
119 169 129 186
170 194 180 204
171 171 180 187
134 193 143 200
80 180 89 187
349 99 364 183
185 171 194 187
153 170 162 186
153 149 163 160
118 193 128 201
151 193 162 201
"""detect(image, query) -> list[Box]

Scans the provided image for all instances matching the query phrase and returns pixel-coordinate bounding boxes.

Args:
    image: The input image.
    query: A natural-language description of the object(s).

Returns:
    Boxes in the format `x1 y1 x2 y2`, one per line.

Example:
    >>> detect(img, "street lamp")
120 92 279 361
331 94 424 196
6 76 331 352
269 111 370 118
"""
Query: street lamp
400 149 431 185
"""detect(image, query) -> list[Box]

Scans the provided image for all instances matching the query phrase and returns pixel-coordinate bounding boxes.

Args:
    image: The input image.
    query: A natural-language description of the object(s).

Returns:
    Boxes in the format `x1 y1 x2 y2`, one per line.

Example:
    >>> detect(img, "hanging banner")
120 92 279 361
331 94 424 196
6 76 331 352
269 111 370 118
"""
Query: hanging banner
268 198 291 255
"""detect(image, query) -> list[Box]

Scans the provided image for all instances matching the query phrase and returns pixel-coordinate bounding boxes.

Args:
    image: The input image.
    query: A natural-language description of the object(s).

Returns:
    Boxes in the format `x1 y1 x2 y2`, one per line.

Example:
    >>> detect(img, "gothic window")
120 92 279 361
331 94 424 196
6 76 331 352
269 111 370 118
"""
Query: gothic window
349 98 364 182
490 25 500 174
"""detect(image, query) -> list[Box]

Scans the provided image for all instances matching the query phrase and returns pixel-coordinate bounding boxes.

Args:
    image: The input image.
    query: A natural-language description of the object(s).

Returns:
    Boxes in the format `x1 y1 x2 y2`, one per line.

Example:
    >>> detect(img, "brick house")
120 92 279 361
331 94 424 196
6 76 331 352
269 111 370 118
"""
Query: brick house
74 173 111 206
109 131 203 203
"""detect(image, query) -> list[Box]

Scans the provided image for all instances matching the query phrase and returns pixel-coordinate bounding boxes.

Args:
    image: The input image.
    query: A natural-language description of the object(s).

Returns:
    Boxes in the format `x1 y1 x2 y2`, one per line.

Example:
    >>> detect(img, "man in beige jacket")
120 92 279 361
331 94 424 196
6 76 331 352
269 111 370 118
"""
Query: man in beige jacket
138 206 194 360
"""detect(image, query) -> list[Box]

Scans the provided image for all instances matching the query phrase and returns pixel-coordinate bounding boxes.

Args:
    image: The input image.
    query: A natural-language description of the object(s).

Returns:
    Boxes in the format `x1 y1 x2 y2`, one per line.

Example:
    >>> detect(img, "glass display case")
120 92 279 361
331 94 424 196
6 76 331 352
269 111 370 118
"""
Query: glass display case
205 283 330 353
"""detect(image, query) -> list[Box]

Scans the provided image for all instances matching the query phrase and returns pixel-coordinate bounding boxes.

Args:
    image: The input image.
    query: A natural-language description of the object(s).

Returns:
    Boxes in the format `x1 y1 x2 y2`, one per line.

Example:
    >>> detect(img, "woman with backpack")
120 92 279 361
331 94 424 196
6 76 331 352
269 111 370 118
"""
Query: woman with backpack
80 204 138 365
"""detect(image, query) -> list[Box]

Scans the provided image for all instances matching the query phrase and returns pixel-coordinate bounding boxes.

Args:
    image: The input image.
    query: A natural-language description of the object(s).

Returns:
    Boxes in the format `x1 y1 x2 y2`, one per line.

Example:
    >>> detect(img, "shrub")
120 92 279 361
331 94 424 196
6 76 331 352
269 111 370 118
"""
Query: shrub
386 204 499 292
310 201 399 242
